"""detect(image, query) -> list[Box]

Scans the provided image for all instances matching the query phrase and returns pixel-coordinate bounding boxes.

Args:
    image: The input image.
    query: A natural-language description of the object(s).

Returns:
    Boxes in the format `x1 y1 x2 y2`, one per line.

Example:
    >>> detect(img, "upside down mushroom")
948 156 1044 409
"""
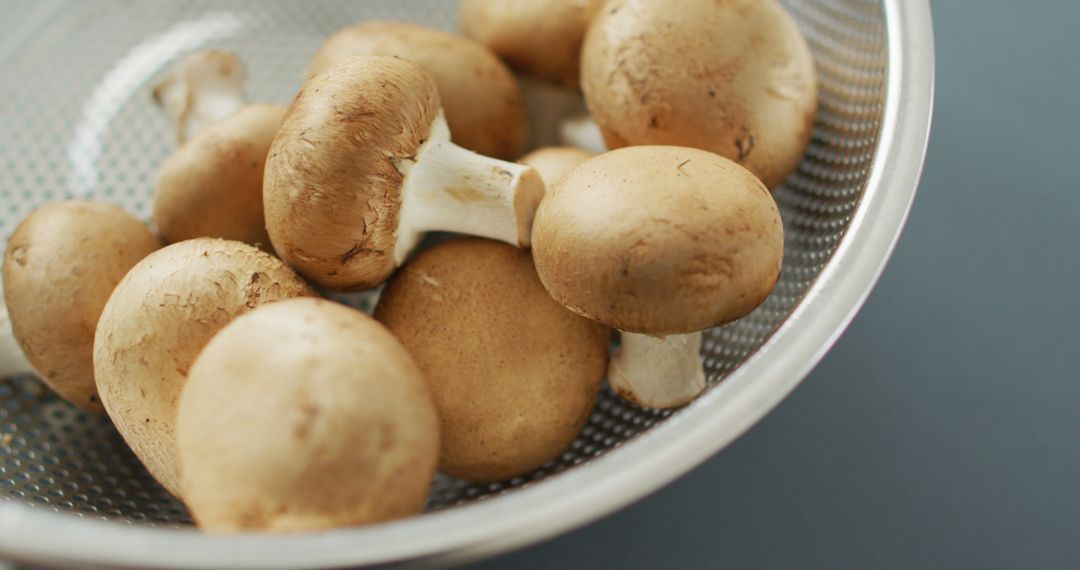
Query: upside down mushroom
153 51 286 247
532 146 784 408
178 298 439 532
94 238 315 495
581 0 818 189
0 201 159 412
264 55 545 291
308 21 528 160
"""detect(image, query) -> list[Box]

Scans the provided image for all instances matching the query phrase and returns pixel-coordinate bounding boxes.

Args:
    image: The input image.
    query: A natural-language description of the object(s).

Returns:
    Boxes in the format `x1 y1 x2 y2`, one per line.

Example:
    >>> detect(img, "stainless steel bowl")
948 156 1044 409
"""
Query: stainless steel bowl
0 0 934 567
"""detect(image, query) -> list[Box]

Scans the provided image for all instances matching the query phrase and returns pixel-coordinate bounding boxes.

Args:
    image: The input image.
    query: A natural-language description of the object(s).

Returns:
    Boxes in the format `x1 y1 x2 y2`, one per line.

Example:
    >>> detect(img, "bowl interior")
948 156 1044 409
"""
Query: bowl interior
0 0 887 529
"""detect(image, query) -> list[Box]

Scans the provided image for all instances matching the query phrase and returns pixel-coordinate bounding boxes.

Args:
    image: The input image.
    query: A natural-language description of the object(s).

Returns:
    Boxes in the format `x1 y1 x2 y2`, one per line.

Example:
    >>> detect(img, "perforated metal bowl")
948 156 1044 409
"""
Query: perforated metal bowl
0 0 933 567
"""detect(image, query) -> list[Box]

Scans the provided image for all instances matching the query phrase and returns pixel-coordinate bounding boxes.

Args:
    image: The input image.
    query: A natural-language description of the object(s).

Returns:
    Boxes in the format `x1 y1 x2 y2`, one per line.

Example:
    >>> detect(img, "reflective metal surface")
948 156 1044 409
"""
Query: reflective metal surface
0 0 933 567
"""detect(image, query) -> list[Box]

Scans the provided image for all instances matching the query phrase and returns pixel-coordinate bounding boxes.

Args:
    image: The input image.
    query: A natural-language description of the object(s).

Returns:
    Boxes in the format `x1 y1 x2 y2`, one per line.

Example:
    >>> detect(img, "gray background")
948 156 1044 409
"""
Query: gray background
476 0 1080 568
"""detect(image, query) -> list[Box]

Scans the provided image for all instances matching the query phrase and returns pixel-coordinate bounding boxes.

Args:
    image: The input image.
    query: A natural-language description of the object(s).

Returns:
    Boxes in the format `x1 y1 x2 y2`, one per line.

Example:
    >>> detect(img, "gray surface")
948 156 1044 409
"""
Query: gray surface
474 1 1080 568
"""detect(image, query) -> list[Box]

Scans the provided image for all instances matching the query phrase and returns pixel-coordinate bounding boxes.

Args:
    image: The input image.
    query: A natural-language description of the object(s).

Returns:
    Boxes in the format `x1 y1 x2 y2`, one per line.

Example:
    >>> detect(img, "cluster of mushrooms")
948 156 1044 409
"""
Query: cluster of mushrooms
0 0 815 532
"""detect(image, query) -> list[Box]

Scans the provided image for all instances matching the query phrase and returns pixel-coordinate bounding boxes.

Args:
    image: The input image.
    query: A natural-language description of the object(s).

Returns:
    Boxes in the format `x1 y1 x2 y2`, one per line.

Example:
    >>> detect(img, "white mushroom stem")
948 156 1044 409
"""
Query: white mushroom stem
0 304 34 378
392 111 544 264
608 331 706 409
153 51 248 143
559 114 608 154
519 77 584 149
519 77 607 153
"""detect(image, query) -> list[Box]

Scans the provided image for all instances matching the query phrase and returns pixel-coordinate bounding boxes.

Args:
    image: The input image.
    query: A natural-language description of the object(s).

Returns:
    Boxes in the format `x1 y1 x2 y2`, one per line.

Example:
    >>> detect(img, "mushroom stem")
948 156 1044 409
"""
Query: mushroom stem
392 112 545 264
153 51 248 143
519 77 585 149
519 77 606 152
559 114 608 154
0 304 34 378
608 331 706 409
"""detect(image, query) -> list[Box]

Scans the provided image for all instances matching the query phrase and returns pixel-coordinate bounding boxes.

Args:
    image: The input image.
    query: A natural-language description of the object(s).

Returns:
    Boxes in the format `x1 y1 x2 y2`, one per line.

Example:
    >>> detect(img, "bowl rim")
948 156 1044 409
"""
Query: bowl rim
0 0 934 567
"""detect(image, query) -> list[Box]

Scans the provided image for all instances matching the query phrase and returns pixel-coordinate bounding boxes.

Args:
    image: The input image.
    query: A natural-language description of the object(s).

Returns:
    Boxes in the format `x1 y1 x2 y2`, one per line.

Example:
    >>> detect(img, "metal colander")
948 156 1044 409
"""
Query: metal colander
0 0 933 567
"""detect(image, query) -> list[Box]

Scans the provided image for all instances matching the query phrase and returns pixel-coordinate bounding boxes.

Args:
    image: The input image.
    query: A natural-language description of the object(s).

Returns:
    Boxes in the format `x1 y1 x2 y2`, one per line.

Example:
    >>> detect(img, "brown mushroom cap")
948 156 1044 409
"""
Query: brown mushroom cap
520 146 595 187
94 238 316 495
2 201 159 412
308 21 527 160
265 55 439 292
581 0 818 189
532 146 784 335
155 103 285 249
375 238 608 482
177 298 439 532
459 0 605 90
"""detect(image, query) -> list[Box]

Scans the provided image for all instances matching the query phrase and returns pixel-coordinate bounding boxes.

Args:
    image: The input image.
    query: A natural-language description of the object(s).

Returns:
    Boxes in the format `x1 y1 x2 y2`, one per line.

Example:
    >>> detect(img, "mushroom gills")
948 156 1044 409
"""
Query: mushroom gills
153 51 248 143
0 304 34 378
608 332 706 409
392 111 544 264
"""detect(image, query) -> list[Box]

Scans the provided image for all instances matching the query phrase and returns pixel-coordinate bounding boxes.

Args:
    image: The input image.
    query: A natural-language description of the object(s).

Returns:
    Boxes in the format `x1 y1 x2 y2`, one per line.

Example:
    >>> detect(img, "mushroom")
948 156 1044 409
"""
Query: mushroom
154 104 285 248
94 238 315 495
516 76 603 151
531 146 784 408
520 146 594 187
1 201 159 412
581 0 818 189
459 0 606 90
0 308 31 379
558 113 608 154
153 51 286 247
375 238 608 481
307 21 527 160
153 51 248 145
264 55 545 291
177 298 439 532
457 1 607 150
